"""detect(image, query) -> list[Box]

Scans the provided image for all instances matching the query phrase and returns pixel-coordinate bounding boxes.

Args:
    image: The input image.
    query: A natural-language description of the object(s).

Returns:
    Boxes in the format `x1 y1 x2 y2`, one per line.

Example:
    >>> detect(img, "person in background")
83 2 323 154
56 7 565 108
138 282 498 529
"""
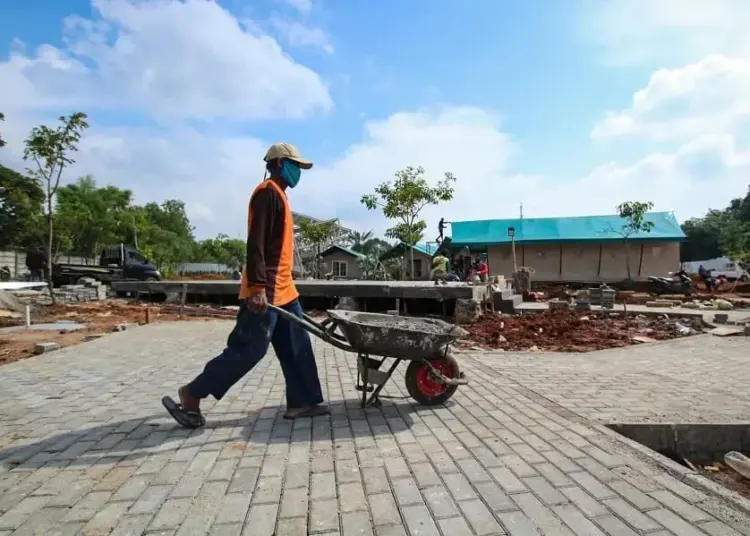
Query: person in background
698 264 713 293
478 257 489 282
25 247 46 281
431 250 450 285
162 143 328 428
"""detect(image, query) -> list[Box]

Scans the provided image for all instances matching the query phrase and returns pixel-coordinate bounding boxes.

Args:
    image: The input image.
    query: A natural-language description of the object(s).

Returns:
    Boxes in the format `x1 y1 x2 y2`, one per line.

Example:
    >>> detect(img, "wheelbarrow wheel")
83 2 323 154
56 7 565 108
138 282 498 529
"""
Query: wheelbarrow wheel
405 354 460 406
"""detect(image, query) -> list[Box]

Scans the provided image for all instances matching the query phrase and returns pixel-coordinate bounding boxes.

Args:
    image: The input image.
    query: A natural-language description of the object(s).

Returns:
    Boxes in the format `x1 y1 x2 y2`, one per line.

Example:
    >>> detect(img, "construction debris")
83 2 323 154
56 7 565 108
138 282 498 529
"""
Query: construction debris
463 309 695 352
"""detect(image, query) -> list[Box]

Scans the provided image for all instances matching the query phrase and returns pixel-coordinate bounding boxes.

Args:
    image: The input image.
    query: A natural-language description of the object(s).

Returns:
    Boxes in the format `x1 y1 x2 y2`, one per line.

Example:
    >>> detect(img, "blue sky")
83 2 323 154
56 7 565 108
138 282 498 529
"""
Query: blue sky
1 0 749 239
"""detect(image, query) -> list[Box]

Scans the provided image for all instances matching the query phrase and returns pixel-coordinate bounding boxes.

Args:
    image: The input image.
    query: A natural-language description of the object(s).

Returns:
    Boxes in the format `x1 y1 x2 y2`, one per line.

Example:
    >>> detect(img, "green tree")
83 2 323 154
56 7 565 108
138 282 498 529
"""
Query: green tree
606 201 655 281
0 164 45 248
134 201 196 273
361 166 456 279
349 230 373 253
681 186 750 264
23 112 89 300
55 176 134 256
298 219 337 277
195 234 246 271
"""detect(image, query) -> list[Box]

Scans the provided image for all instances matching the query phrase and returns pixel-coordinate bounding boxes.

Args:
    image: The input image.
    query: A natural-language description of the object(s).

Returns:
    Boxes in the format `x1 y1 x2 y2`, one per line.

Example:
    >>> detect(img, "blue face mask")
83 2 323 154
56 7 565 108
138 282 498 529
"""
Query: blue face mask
280 160 302 188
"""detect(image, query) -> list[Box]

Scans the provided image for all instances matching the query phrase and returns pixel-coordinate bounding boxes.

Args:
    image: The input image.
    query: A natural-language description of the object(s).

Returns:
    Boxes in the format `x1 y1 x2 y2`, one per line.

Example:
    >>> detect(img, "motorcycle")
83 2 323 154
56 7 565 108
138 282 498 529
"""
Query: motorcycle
648 270 694 296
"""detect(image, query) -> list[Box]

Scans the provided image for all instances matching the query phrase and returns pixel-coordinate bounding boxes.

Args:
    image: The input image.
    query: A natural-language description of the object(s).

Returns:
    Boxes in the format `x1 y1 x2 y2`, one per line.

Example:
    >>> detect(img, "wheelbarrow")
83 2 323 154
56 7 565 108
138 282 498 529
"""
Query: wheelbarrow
268 306 470 408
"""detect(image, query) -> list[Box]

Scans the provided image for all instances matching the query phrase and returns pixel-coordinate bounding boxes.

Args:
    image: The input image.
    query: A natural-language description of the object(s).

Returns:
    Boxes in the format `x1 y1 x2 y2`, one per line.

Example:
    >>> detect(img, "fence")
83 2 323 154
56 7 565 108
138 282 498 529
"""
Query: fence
0 250 97 279
176 262 233 275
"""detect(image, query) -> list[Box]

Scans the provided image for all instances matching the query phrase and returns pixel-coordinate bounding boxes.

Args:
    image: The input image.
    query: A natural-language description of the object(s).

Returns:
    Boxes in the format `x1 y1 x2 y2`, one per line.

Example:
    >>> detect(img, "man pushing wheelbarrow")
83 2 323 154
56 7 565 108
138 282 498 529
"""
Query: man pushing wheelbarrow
162 143 329 428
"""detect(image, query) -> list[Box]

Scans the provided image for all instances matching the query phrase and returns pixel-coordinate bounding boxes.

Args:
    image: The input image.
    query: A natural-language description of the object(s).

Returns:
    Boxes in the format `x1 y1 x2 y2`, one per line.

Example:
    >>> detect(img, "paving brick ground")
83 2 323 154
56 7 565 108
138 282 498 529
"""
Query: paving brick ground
1 322 750 535
468 335 750 424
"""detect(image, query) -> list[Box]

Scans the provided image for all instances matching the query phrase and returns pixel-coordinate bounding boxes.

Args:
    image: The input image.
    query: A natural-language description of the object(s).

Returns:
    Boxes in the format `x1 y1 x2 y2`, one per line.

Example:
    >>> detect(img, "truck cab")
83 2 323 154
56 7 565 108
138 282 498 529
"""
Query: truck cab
100 245 162 281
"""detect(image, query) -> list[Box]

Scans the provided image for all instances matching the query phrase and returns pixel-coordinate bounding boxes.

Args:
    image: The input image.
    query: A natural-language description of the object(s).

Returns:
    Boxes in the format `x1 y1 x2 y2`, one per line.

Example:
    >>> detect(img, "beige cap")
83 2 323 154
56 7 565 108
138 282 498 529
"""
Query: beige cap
263 142 313 169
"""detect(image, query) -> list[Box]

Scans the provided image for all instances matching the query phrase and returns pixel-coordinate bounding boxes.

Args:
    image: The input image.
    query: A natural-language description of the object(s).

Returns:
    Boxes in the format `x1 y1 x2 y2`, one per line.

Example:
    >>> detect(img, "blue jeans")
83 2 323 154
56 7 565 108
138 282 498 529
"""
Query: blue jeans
188 299 324 410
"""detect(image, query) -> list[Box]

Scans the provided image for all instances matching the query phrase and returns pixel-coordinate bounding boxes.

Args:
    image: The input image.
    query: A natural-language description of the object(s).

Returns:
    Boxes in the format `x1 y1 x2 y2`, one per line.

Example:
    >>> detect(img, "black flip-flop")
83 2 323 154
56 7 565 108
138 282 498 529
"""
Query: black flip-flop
161 396 206 429
283 404 330 420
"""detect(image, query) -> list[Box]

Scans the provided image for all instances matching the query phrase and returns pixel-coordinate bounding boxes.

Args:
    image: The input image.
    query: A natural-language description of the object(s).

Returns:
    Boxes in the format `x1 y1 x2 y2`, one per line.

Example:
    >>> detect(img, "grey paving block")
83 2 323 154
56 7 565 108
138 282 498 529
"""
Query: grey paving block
310 499 339 533
339 481 367 513
436 516 474 536
341 511 373 535
242 503 278 536
458 499 504 535
368 492 401 526
401 504 440 536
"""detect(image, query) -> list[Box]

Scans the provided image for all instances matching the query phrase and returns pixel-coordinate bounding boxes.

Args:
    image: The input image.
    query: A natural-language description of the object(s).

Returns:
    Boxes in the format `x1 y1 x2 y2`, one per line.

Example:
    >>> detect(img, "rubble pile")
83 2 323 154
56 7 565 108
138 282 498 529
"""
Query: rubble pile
463 310 697 352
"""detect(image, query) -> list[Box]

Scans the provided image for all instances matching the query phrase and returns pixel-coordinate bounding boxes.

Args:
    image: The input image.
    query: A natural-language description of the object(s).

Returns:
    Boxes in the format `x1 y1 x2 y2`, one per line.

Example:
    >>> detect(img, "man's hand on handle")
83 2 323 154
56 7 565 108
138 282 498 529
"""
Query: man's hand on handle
248 289 268 314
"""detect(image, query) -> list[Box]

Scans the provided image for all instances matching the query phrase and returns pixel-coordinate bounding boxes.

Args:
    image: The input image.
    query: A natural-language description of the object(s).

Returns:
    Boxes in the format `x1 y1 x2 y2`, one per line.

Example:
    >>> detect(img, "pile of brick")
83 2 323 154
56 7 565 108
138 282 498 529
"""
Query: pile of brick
10 278 112 306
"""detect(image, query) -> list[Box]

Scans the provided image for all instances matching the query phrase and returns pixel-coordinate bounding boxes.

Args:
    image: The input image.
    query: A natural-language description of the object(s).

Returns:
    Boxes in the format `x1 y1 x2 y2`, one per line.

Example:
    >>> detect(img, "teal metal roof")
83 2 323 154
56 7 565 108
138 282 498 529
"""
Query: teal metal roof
450 212 685 245
413 243 436 256
319 245 367 259
379 242 437 261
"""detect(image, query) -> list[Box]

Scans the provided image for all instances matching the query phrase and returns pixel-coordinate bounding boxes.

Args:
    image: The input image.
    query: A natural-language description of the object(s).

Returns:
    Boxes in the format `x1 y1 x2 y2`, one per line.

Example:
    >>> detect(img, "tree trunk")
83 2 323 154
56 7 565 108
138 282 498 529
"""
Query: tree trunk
46 190 56 305
624 239 631 281
316 243 320 278
409 247 415 281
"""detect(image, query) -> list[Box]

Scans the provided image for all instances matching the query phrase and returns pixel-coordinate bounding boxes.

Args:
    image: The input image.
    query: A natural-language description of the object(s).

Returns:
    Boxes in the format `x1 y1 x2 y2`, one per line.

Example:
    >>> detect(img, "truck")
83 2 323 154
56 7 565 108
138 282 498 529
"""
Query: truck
52 244 163 286
683 256 749 282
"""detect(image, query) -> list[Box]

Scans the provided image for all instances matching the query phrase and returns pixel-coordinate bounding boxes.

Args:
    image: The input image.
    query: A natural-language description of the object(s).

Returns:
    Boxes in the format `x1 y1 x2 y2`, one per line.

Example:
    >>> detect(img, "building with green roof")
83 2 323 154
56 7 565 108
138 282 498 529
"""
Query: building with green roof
449 212 685 282
318 245 367 279
379 242 439 280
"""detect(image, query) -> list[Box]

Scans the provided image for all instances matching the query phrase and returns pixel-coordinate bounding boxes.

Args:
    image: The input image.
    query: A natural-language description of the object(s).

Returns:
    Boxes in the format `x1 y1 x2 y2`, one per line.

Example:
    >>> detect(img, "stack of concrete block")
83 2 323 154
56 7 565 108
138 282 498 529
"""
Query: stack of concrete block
35 279 110 304
548 299 570 311
589 285 616 309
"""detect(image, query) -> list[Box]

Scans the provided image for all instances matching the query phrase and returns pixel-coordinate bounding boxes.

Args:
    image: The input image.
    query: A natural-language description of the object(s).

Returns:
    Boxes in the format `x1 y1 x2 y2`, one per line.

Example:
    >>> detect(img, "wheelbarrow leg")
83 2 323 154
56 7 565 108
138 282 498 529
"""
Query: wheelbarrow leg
360 353 368 408
366 359 402 408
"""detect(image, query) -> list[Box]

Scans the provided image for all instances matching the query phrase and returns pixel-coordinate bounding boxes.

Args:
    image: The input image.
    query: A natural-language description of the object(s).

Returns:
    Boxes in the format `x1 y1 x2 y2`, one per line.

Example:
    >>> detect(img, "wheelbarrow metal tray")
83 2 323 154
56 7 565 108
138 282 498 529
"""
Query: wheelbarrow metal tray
326 310 468 359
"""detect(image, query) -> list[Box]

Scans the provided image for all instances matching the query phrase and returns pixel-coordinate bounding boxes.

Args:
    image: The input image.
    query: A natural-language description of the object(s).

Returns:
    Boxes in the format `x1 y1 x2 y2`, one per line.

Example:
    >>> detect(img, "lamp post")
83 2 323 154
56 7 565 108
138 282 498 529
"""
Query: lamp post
508 226 517 273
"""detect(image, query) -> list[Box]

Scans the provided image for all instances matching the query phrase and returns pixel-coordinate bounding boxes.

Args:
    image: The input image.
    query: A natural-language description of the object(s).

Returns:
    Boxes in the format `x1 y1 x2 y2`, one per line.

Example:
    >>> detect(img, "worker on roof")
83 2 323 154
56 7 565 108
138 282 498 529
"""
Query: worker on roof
162 143 328 428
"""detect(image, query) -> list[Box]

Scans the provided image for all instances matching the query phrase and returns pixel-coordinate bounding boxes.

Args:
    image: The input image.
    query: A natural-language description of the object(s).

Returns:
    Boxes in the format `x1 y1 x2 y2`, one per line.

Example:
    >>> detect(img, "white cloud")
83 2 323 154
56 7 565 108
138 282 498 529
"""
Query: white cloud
592 55 750 141
2 104 745 241
583 0 750 65
0 0 332 120
271 19 334 54
577 135 750 219
281 0 313 15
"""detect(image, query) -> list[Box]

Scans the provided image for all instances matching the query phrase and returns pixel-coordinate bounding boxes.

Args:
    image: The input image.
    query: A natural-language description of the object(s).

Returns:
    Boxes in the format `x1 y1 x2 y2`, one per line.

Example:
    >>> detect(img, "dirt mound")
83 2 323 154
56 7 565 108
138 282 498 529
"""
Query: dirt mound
464 310 688 352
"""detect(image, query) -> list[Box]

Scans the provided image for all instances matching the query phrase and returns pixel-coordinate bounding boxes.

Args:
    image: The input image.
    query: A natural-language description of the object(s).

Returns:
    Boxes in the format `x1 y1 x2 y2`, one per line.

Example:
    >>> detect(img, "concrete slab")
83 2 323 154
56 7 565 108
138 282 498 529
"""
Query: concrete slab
709 326 746 337
0 322 86 334
112 279 487 300
518 301 750 323
1 323 750 534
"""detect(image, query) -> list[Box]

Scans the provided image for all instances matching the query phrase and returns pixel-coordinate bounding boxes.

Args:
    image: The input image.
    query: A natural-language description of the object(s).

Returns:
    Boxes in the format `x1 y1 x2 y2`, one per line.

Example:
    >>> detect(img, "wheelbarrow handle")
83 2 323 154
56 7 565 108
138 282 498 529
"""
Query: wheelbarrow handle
266 304 354 352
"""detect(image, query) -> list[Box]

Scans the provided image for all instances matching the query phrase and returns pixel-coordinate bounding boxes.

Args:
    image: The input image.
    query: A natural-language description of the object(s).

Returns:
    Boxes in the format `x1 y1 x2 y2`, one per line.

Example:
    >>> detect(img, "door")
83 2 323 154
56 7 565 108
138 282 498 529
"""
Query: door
123 249 148 279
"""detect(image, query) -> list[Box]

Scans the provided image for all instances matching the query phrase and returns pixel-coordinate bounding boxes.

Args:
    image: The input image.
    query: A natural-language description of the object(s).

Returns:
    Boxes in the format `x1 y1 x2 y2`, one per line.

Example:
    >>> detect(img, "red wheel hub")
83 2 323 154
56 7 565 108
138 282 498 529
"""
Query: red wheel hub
416 360 453 397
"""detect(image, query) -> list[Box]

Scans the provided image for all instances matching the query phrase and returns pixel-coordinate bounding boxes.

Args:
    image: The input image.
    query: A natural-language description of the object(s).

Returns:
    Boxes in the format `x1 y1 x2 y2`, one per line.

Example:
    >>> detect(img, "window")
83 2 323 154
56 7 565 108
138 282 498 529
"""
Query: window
127 250 146 264
332 260 348 277
413 259 423 278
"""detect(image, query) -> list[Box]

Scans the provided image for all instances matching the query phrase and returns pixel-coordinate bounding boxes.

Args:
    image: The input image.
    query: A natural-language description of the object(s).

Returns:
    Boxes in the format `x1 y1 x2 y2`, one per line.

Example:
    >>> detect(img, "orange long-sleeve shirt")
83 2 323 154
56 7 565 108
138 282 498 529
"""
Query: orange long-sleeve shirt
238 179 299 306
